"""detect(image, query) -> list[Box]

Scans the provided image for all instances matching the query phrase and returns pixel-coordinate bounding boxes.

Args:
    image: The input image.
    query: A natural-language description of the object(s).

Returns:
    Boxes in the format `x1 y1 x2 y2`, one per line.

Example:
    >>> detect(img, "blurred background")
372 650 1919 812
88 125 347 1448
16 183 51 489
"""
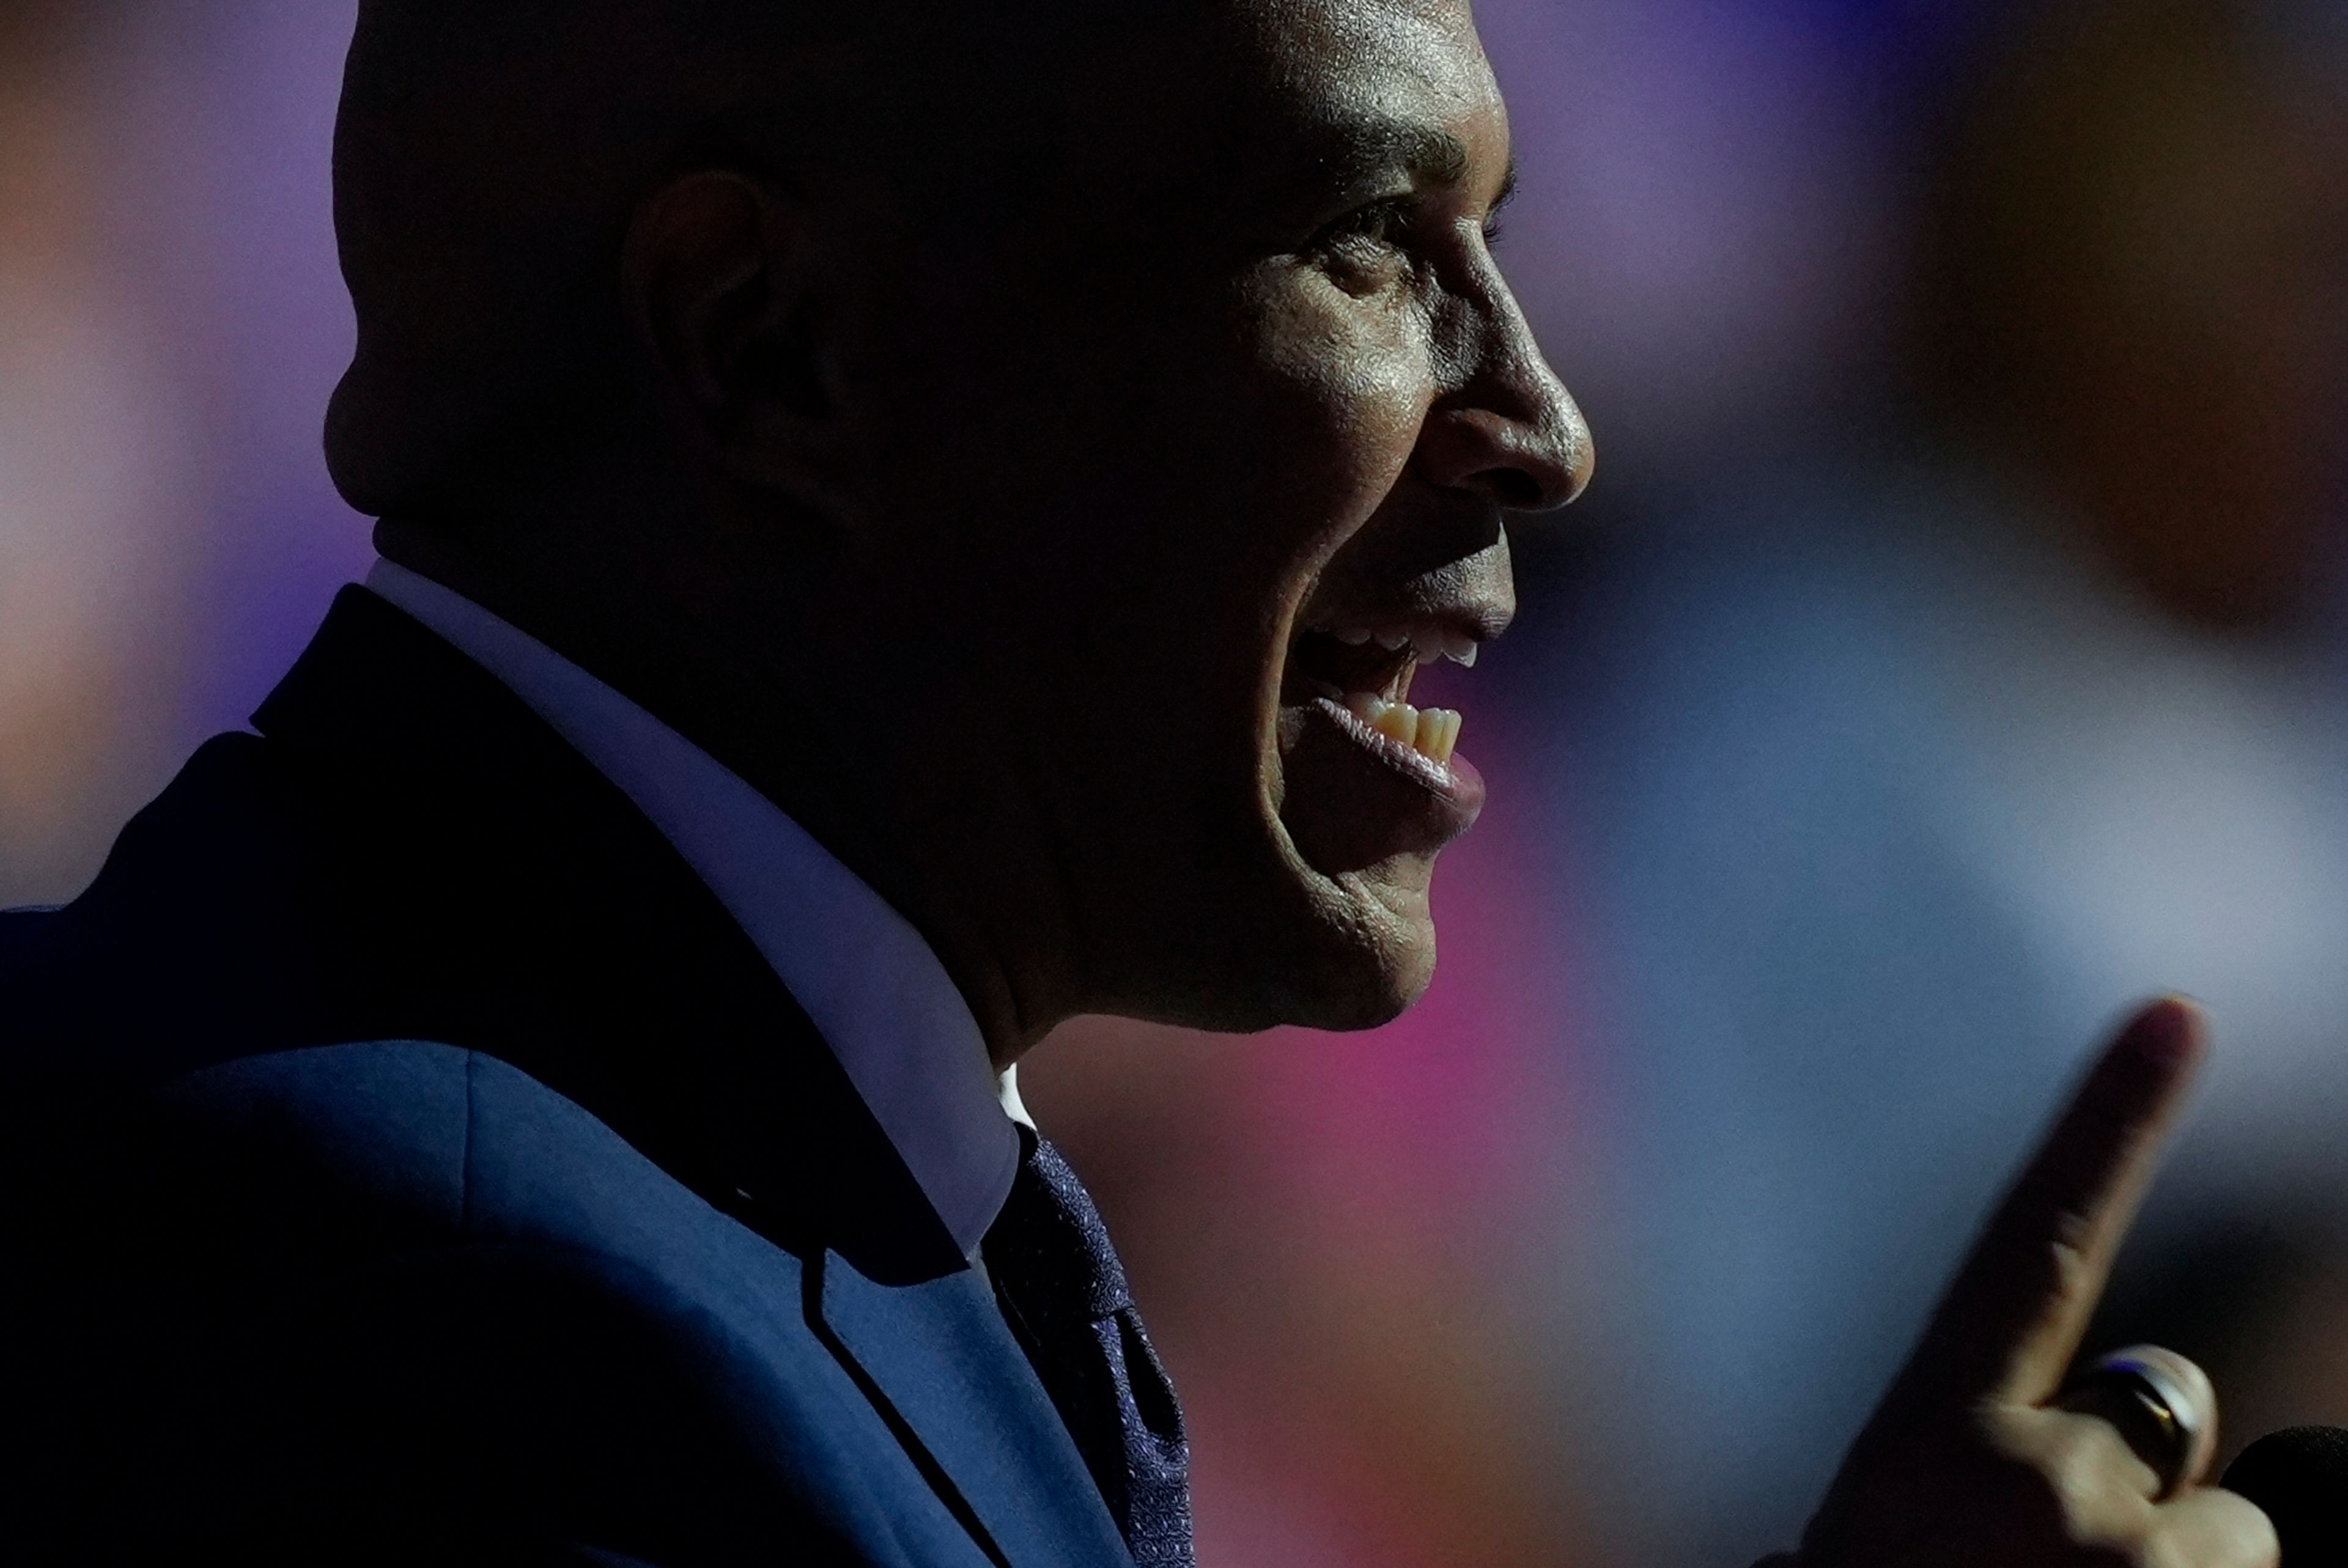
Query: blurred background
2 0 2345 1563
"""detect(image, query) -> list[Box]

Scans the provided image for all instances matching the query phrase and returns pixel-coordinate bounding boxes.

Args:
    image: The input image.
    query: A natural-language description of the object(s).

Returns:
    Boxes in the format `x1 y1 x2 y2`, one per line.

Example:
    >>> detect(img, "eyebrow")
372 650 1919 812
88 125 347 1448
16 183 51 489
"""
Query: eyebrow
1331 119 1468 185
1313 117 1516 210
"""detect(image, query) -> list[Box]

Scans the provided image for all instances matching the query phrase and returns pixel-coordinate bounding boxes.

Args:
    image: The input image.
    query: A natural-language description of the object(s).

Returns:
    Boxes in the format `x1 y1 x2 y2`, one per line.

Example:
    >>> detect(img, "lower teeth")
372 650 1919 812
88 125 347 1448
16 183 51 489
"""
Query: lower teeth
1344 693 1462 764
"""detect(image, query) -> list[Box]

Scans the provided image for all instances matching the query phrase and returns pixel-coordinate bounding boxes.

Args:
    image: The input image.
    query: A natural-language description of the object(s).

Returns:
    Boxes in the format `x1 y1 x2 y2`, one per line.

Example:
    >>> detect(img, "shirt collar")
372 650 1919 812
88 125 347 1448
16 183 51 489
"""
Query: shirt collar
364 559 1024 1254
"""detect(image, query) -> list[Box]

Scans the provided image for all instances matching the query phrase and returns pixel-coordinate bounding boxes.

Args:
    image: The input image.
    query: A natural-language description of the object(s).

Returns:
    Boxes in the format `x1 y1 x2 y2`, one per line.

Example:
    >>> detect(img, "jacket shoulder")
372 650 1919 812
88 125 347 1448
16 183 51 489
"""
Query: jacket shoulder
1 1041 918 1565
0 732 334 1074
100 1039 813 1312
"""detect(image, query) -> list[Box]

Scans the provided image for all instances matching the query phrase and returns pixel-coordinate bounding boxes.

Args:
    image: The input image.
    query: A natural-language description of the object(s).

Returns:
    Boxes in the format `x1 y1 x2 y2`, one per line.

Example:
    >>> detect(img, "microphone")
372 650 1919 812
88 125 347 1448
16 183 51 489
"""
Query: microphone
2220 1426 2348 1562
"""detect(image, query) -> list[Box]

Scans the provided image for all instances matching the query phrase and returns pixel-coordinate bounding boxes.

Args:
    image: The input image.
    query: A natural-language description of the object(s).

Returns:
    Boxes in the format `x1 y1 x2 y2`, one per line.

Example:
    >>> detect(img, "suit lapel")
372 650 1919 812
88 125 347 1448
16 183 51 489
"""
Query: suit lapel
252 588 1129 1564
810 1250 1133 1568
249 587 969 1281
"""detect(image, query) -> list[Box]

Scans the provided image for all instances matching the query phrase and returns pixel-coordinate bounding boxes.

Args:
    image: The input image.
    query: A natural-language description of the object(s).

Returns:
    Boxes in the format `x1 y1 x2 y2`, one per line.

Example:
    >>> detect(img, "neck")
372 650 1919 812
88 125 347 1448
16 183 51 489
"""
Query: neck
374 514 1076 1068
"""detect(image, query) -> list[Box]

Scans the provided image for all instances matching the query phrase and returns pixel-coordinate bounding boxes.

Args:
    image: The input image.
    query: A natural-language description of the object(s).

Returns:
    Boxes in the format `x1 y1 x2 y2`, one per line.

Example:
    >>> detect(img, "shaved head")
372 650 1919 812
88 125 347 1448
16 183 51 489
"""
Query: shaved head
325 0 1161 515
342 0 1587 1051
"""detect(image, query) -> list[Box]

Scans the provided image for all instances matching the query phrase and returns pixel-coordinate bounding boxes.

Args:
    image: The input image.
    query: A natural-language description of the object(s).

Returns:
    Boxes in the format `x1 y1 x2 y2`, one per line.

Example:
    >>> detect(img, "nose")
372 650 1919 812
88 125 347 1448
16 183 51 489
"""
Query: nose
1413 285 1593 512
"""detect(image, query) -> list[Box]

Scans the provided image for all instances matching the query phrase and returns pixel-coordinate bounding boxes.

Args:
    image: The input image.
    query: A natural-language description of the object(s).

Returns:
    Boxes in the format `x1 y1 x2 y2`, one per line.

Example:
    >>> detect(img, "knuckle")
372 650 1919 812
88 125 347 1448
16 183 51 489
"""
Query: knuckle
2167 1492 2283 1568
2045 1421 2131 1500
1986 1202 2100 1314
2040 1217 2099 1307
1986 1412 2154 1556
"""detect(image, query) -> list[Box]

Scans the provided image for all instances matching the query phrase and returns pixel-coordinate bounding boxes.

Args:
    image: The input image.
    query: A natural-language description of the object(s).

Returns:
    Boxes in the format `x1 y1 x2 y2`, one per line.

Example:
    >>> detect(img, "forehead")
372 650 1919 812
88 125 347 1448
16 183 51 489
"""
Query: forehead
1235 0 1505 146
978 0 1508 250
1118 0 1506 227
1241 0 1492 95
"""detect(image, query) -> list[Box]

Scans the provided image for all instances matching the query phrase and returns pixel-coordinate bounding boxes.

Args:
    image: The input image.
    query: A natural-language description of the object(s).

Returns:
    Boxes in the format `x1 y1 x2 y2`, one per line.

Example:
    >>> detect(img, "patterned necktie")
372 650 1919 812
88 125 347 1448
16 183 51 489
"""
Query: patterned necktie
984 1133 1195 1568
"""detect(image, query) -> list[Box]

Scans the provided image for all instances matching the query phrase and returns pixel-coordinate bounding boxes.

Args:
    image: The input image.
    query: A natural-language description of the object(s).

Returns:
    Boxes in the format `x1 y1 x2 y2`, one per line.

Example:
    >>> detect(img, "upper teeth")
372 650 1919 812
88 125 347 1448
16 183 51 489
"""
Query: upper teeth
1331 625 1479 668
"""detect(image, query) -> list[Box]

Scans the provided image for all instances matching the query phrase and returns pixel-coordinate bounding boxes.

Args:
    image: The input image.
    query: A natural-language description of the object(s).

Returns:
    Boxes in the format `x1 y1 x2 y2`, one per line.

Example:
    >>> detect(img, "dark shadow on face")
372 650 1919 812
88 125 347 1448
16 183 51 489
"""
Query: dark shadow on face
339 0 1593 1053
835 0 1592 1035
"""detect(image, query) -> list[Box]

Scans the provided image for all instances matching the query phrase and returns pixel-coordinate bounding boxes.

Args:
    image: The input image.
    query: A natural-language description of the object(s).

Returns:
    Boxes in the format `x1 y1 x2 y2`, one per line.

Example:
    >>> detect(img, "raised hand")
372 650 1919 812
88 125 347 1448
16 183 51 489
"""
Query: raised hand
1790 999 2278 1568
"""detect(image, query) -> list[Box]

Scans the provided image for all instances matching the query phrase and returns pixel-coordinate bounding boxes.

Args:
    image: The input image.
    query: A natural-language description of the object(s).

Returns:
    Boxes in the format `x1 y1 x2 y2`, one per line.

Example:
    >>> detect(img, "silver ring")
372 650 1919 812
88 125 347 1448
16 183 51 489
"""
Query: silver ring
2055 1344 2209 1499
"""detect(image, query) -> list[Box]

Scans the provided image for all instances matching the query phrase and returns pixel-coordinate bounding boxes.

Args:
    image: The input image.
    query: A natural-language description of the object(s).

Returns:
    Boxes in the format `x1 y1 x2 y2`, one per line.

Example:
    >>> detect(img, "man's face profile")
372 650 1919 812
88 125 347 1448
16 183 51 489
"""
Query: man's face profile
973 0 1593 1033
338 0 1589 1051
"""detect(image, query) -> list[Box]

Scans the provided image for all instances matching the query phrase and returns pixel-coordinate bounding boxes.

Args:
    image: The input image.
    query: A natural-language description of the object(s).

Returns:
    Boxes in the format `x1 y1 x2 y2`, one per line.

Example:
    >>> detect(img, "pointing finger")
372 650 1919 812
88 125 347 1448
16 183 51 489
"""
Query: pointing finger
1891 998 2207 1415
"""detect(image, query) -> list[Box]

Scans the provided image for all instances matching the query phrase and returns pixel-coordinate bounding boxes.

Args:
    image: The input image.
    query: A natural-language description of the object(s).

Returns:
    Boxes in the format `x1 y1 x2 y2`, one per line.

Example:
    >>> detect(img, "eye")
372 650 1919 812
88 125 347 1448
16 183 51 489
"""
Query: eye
1307 197 1417 292
1316 197 1408 248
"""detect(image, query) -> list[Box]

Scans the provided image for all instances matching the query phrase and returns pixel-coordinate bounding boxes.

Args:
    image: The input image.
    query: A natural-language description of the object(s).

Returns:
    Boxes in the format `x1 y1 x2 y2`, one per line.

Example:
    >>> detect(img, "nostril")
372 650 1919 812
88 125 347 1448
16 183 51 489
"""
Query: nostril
1488 468 1544 509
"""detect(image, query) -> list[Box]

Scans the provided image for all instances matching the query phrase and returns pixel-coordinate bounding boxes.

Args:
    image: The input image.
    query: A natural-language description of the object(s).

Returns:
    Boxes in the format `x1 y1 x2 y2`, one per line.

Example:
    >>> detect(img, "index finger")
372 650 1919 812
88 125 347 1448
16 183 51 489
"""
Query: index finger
1892 998 2207 1413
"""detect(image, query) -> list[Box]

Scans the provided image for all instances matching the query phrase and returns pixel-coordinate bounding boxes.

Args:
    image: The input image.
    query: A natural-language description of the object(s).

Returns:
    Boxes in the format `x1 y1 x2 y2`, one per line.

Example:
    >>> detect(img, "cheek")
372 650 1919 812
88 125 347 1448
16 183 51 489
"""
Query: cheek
1239 278 1436 533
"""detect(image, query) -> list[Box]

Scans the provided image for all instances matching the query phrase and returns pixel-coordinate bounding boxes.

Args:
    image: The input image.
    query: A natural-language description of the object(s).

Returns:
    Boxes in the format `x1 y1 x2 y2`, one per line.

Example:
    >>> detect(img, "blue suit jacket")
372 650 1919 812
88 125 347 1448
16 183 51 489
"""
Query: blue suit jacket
0 589 1134 1566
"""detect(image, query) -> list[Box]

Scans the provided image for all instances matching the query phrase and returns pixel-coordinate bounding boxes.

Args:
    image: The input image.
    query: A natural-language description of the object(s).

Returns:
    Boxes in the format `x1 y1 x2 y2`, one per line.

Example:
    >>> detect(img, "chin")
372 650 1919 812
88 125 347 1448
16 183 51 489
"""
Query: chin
1285 868 1442 1030
1224 853 1444 1034
1110 858 1440 1037
1280 950 1432 1032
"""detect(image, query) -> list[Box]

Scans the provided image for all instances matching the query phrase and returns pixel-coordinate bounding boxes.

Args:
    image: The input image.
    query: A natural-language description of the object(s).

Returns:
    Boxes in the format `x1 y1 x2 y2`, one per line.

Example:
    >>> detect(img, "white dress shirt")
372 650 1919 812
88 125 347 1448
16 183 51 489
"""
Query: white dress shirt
364 559 1024 1256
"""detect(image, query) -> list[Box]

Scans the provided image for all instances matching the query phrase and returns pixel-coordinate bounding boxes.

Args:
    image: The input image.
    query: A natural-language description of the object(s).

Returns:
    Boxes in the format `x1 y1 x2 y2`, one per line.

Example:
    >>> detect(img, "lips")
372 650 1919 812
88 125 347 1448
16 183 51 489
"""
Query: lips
1276 614 1493 874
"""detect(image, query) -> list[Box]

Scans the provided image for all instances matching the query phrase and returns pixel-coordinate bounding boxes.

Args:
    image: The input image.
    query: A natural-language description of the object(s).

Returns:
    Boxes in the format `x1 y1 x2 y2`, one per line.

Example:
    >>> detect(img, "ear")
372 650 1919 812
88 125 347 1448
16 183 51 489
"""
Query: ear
621 169 858 513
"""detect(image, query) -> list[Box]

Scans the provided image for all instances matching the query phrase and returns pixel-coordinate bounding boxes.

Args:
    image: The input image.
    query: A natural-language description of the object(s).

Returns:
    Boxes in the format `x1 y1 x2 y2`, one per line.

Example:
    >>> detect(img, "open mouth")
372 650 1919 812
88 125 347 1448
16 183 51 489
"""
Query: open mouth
1282 619 1480 771
1275 611 1490 873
